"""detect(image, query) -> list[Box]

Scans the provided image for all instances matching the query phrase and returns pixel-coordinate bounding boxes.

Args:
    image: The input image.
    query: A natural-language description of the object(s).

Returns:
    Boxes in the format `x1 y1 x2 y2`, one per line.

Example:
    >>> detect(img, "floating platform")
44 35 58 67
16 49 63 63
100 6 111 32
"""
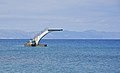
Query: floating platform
24 43 47 47
24 28 63 47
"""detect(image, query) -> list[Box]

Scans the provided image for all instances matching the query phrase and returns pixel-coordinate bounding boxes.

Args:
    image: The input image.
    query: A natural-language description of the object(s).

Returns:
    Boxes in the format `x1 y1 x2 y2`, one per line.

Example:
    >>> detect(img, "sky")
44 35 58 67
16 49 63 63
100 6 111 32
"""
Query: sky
0 0 120 32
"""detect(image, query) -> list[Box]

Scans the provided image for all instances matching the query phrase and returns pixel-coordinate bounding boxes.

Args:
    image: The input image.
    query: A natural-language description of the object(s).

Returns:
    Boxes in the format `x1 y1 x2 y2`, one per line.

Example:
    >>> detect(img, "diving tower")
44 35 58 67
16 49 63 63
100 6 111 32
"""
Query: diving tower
24 28 63 47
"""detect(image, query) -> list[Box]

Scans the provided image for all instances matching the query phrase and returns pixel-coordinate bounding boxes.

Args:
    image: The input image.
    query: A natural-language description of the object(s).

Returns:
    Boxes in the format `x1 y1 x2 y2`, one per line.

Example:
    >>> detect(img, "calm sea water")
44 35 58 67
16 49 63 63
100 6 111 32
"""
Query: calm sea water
0 39 120 73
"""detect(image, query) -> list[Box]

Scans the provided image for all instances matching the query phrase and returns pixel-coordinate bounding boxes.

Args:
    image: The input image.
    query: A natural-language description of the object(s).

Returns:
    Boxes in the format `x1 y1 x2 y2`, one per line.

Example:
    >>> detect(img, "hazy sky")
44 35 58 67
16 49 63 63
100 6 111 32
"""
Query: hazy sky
0 0 120 32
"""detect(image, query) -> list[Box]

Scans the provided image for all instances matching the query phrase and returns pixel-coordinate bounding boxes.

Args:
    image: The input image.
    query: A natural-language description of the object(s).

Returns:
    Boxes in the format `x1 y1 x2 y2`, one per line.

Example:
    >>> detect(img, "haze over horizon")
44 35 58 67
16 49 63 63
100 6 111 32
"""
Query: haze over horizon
0 0 120 32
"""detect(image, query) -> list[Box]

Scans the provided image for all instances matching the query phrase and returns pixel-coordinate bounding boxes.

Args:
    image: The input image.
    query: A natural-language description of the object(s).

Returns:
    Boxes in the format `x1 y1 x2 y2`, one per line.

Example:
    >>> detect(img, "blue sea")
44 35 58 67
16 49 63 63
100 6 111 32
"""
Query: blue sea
0 39 120 73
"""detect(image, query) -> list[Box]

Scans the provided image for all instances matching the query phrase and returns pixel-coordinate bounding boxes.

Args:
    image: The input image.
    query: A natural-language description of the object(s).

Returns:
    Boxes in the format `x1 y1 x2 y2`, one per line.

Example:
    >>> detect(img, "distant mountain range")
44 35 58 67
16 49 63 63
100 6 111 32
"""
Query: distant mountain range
0 29 120 39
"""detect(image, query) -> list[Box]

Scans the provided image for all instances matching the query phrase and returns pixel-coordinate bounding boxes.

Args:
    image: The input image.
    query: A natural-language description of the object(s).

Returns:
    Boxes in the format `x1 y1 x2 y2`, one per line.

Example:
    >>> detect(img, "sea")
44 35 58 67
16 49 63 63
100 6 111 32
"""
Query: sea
0 39 120 73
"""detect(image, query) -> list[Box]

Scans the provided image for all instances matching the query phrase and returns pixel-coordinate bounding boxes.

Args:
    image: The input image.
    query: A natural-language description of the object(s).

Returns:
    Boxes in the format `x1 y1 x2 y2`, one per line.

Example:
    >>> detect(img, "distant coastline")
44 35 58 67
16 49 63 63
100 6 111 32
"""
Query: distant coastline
0 29 120 39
